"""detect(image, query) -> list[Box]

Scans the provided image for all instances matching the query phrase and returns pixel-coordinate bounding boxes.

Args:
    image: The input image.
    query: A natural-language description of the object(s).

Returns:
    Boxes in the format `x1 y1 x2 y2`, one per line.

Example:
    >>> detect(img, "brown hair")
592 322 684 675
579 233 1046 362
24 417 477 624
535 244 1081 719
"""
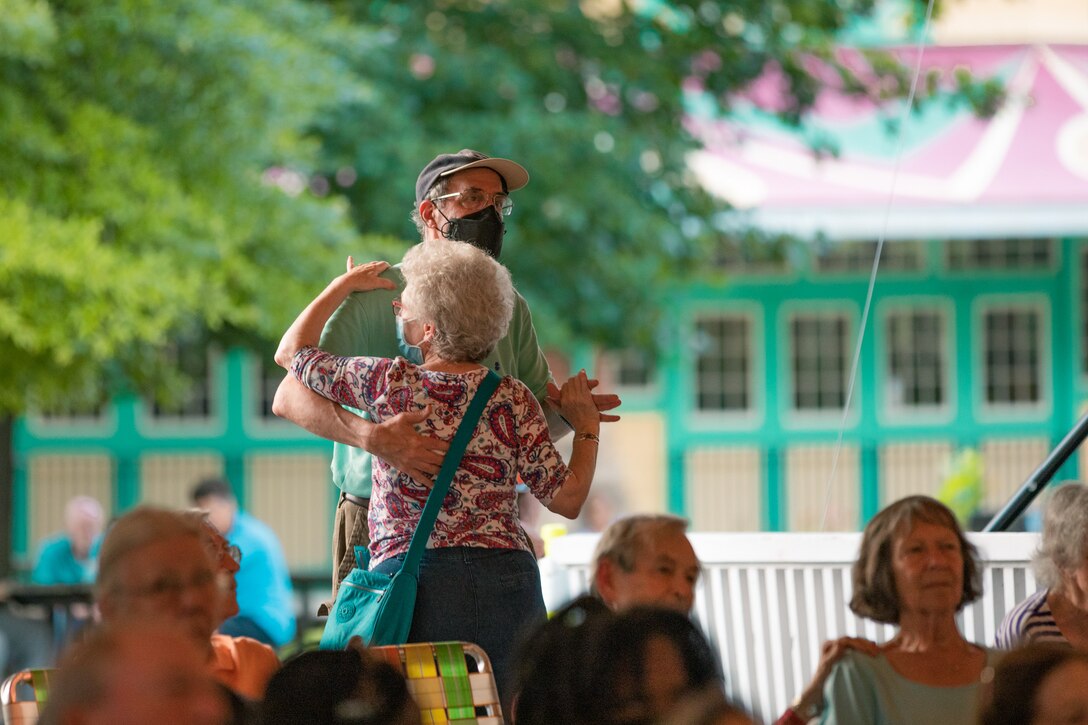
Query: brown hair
849 495 982 624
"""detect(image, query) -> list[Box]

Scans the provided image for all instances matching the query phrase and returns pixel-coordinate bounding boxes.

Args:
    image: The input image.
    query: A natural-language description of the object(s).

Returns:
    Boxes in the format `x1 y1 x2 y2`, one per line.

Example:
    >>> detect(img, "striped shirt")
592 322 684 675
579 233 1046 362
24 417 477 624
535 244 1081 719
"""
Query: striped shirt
996 589 1069 648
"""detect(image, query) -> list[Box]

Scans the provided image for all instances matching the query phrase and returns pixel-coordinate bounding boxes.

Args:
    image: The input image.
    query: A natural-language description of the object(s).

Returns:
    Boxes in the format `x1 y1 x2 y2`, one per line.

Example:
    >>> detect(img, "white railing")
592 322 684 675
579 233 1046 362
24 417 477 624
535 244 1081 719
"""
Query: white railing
541 531 1040 723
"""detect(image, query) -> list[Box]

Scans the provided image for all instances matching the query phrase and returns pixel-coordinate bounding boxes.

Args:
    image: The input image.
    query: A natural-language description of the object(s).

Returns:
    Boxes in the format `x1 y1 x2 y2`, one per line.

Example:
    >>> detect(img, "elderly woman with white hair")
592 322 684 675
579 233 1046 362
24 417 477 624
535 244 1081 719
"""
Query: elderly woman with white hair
997 483 1088 648
275 240 601 706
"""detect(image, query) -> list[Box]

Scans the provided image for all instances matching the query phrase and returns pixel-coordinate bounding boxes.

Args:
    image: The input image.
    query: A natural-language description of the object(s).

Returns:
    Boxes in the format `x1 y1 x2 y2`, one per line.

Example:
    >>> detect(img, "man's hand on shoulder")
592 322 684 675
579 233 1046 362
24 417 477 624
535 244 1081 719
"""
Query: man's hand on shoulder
367 407 450 484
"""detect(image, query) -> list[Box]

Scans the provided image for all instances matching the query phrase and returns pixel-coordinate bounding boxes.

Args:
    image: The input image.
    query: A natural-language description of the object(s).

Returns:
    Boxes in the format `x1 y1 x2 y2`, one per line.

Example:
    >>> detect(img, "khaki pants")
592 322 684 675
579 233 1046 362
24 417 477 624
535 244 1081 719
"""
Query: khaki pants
321 492 370 615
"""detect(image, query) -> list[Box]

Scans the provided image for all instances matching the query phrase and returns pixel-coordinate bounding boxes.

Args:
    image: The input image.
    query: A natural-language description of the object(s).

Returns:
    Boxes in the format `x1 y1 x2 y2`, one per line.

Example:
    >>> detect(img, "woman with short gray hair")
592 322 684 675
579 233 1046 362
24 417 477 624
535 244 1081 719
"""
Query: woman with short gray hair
275 239 602 709
996 483 1088 648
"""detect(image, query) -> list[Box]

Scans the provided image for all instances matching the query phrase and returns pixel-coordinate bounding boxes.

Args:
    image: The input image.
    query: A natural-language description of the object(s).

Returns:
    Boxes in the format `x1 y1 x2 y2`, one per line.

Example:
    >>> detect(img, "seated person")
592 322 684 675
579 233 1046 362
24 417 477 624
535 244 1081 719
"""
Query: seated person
191 477 296 648
260 647 420 725
513 596 744 724
591 513 878 725
38 622 230 725
587 605 728 723
997 483 1088 648
978 643 1088 725
95 505 278 701
32 495 105 585
184 510 281 700
820 496 997 725
591 513 701 614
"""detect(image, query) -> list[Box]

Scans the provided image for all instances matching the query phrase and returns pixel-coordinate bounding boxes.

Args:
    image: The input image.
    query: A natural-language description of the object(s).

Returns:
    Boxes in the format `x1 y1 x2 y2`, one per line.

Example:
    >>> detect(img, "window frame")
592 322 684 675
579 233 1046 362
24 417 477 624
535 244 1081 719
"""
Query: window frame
877 298 956 425
780 302 859 429
974 294 1052 421
689 305 764 429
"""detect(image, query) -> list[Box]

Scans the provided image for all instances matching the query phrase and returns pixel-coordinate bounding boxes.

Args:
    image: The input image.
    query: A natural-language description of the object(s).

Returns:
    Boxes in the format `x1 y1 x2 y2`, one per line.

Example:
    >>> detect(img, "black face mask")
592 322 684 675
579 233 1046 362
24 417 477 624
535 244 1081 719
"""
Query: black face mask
438 205 505 259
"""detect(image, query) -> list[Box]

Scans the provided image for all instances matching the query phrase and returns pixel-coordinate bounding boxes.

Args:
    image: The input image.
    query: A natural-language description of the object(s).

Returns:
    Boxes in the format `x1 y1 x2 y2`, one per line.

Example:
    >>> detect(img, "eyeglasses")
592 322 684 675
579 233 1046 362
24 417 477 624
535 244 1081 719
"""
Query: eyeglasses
391 299 416 322
227 544 242 565
432 187 514 217
124 569 218 601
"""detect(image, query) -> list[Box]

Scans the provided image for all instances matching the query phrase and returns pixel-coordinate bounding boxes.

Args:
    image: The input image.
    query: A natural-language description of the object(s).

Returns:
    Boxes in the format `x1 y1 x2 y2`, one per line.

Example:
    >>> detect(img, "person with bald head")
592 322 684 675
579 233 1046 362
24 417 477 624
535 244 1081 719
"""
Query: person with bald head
32 495 105 585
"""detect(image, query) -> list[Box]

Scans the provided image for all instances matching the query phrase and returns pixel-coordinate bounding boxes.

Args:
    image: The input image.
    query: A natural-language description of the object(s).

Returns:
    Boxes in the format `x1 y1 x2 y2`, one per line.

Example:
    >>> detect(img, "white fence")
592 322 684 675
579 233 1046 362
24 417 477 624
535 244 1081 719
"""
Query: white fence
542 531 1040 723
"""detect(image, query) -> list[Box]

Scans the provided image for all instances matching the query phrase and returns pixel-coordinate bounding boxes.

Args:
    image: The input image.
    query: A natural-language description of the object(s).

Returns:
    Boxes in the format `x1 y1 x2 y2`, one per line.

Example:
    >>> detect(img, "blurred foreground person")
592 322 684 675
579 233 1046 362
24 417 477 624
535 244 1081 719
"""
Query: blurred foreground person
184 510 281 700
39 623 229 725
513 596 742 724
978 644 1088 725
192 477 296 648
95 506 275 703
260 646 420 725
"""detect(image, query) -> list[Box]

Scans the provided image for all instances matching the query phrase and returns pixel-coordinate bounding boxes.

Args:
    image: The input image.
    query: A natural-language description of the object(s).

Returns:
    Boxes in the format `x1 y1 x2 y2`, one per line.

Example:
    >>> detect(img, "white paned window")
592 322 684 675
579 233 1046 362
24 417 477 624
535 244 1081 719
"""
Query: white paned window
983 306 1042 406
815 240 923 274
695 315 752 412
790 312 849 411
885 308 947 410
947 238 1054 271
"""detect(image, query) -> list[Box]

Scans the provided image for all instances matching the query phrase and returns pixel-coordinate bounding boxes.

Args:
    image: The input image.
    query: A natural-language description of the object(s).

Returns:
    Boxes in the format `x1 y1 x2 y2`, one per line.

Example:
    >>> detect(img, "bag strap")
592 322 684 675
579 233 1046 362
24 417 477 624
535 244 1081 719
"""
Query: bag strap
399 369 501 575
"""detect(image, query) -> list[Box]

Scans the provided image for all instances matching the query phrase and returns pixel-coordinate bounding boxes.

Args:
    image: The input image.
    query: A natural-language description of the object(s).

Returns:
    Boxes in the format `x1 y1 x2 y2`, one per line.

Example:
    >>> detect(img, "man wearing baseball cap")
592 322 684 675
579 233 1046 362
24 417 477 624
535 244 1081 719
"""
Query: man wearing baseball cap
273 149 620 604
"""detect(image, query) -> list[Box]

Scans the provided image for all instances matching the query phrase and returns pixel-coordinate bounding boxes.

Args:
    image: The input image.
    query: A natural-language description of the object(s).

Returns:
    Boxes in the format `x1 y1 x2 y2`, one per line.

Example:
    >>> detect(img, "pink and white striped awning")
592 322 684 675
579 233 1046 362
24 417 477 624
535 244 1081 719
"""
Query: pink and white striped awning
689 44 1088 239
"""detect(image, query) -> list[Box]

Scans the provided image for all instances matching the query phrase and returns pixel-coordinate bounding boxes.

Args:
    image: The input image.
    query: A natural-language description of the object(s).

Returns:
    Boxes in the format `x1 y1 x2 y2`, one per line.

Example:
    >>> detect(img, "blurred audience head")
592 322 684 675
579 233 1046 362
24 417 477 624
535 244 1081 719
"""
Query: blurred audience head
978 644 1088 725
513 595 613 725
95 506 221 643
592 514 700 613
64 495 105 559
586 605 722 724
259 648 420 725
514 596 725 725
850 495 982 624
1034 483 1088 603
658 686 756 725
191 477 238 535
39 623 229 725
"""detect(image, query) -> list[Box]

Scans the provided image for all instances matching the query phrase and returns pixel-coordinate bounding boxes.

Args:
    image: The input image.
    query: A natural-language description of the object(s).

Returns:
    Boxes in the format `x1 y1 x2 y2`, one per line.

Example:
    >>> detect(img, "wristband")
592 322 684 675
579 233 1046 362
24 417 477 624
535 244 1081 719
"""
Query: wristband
575 432 600 444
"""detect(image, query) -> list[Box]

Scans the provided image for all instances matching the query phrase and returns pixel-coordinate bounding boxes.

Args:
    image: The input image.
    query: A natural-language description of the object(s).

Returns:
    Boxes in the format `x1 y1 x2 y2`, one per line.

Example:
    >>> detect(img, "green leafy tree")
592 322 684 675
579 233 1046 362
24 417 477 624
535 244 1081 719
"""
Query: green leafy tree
0 0 405 413
0 0 397 571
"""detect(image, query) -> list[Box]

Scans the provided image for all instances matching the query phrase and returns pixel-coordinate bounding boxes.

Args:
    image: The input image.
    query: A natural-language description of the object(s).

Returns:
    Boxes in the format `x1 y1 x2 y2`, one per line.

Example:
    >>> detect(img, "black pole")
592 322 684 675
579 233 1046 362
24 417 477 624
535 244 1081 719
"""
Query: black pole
984 412 1088 531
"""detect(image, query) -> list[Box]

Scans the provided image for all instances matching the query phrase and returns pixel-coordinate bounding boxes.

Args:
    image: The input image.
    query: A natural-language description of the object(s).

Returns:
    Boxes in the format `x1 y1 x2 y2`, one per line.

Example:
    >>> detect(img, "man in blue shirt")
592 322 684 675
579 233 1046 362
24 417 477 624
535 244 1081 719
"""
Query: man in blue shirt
191 478 296 648
32 495 104 585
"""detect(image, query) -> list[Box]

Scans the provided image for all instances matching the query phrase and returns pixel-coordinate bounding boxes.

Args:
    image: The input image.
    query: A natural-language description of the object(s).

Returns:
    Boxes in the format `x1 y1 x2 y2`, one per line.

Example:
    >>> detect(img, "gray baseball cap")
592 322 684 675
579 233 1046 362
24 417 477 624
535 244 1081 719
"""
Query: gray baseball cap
415 149 529 203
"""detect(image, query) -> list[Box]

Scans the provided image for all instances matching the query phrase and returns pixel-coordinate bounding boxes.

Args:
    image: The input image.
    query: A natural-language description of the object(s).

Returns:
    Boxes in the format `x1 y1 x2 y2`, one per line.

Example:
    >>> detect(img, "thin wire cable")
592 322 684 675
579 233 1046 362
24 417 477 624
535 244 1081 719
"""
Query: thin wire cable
819 0 937 530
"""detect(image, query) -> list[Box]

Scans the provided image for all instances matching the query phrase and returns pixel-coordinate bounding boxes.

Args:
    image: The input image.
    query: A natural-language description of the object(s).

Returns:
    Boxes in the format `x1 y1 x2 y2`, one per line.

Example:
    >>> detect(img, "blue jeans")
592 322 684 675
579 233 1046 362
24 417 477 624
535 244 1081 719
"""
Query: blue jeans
373 546 545 709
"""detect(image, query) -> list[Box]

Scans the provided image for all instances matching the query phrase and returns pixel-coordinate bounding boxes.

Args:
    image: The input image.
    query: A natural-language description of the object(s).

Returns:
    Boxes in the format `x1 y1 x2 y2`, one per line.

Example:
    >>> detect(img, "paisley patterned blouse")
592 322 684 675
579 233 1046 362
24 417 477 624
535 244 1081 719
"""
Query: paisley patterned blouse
291 346 569 567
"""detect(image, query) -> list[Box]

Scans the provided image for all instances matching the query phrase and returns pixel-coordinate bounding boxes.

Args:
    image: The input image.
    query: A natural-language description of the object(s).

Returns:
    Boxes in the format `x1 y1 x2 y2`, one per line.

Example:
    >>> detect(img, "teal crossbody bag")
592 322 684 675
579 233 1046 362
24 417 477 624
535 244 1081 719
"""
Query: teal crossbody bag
319 369 501 649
